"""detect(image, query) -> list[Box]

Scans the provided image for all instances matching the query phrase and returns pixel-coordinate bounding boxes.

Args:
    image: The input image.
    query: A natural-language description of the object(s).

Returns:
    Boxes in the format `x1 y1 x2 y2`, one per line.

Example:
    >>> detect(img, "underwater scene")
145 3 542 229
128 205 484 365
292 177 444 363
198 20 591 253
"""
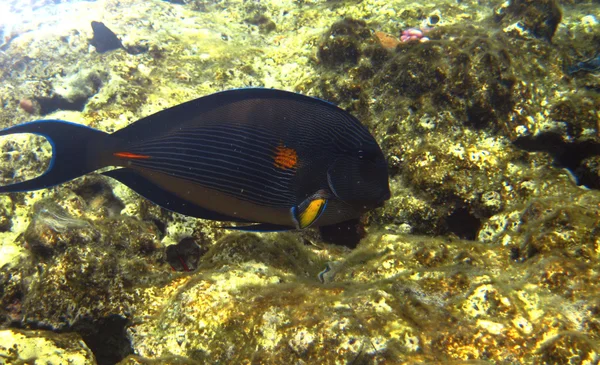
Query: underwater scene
0 0 599 363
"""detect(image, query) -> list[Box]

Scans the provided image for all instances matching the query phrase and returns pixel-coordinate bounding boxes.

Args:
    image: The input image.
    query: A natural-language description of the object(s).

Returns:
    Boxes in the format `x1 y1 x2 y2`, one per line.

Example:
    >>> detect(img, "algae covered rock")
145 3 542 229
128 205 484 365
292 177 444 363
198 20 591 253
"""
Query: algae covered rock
307 6 600 240
494 0 563 41
18 213 168 330
122 229 600 363
317 18 376 68
0 177 171 329
0 329 97 364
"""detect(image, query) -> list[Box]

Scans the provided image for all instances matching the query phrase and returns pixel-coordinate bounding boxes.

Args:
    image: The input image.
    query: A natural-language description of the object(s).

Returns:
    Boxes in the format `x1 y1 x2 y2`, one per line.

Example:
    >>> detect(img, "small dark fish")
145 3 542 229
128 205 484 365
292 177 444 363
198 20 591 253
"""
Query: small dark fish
567 53 600 75
90 21 124 53
0 89 390 231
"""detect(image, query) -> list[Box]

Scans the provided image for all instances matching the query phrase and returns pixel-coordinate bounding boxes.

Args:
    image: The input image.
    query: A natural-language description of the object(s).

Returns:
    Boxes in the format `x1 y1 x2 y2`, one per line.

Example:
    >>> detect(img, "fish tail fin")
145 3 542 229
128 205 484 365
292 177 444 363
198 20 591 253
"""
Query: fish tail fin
0 120 111 193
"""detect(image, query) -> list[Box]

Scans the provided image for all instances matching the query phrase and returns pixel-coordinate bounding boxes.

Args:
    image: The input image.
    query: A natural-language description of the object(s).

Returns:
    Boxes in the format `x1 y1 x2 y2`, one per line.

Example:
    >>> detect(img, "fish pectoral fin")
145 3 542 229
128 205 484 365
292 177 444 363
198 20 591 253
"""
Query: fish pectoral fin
292 194 329 229
220 223 294 232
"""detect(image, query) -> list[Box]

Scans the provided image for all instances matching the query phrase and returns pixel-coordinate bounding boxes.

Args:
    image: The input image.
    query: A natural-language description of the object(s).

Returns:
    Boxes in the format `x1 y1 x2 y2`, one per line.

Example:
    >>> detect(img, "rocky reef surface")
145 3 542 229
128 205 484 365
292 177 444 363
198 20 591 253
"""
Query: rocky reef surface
0 0 599 363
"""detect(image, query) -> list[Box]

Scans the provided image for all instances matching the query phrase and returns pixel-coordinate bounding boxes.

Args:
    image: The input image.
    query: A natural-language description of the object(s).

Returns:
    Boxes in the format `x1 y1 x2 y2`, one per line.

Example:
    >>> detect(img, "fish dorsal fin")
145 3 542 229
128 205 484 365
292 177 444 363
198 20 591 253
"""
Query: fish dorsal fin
291 191 329 229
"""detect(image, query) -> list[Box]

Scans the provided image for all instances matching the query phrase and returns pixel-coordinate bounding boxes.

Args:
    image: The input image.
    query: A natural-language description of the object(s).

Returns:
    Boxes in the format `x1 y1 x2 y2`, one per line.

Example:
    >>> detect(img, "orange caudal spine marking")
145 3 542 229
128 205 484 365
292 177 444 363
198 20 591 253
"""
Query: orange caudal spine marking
113 152 151 159
273 144 298 169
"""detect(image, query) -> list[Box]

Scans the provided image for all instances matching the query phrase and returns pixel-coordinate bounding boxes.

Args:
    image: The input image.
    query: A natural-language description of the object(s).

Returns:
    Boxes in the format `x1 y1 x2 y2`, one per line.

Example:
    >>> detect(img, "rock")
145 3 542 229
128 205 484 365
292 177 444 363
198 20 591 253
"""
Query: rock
35 68 109 114
121 231 600 363
166 237 207 272
18 98 35 114
0 183 169 330
0 329 96 364
317 18 375 68
494 0 563 41
245 13 276 34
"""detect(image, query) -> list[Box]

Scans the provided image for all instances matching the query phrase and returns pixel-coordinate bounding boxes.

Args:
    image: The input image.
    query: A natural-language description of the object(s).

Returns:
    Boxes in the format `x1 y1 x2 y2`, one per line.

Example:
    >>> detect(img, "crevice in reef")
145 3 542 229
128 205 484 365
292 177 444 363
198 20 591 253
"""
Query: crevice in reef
70 315 133 365
513 132 600 189
7 315 133 364
445 207 482 241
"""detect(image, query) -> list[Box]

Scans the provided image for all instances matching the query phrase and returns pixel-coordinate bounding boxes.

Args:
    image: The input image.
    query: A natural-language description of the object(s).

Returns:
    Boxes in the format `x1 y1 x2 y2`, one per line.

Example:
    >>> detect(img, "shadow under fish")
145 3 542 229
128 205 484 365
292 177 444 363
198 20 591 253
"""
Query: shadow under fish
0 88 390 232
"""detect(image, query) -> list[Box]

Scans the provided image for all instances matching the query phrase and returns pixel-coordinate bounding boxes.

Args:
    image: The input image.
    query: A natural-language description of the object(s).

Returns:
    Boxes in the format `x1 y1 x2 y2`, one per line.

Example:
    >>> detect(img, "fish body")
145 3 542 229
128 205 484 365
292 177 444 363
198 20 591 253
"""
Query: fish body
0 89 390 231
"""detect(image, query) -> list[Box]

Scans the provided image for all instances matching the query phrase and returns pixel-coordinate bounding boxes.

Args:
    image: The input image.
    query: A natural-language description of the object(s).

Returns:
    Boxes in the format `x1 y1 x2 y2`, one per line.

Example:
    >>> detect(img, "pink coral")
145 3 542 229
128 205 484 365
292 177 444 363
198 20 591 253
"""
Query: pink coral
400 27 431 43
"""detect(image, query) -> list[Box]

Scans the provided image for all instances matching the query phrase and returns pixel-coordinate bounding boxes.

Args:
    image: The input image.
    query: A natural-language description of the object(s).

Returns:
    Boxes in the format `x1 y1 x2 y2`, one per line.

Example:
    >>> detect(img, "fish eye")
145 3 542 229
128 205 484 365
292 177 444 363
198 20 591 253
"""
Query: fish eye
357 150 364 159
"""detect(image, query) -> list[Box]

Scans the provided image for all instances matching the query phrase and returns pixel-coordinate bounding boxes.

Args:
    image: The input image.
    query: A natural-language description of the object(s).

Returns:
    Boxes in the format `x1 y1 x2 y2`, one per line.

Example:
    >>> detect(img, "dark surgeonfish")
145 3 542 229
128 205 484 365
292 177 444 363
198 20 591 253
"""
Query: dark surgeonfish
0 89 390 231
90 21 125 53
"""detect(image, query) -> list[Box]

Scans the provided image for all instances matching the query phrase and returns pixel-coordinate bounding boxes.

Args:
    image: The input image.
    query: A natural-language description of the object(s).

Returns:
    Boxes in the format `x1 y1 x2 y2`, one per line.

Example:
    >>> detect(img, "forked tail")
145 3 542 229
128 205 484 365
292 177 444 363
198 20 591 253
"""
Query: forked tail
0 120 111 193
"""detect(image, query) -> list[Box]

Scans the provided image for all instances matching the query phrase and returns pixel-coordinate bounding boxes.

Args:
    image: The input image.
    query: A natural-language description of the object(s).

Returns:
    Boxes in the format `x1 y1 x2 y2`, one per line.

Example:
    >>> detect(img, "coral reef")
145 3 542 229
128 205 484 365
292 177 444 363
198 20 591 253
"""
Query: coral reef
0 0 599 363
120 232 600 363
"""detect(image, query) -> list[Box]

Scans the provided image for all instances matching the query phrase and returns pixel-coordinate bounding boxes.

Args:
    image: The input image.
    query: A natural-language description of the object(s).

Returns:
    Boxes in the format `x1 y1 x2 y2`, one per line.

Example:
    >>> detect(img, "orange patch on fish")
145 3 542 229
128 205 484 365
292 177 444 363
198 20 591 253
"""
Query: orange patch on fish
114 152 151 159
273 144 297 169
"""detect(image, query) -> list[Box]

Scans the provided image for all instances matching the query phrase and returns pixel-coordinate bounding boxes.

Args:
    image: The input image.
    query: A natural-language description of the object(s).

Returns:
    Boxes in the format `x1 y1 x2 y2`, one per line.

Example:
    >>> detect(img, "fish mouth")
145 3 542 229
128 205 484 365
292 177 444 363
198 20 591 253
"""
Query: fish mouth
377 186 391 206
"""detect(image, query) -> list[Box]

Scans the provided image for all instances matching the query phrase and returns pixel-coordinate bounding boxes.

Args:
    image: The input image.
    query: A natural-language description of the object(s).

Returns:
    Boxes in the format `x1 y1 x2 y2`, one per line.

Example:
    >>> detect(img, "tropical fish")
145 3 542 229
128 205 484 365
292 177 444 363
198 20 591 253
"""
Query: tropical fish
0 88 390 231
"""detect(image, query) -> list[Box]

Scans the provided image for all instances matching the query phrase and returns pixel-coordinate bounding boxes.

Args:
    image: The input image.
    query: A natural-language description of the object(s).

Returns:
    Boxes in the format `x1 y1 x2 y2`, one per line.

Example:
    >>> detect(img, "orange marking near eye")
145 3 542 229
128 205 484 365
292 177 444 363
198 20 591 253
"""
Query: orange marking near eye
273 144 297 169
114 152 151 159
